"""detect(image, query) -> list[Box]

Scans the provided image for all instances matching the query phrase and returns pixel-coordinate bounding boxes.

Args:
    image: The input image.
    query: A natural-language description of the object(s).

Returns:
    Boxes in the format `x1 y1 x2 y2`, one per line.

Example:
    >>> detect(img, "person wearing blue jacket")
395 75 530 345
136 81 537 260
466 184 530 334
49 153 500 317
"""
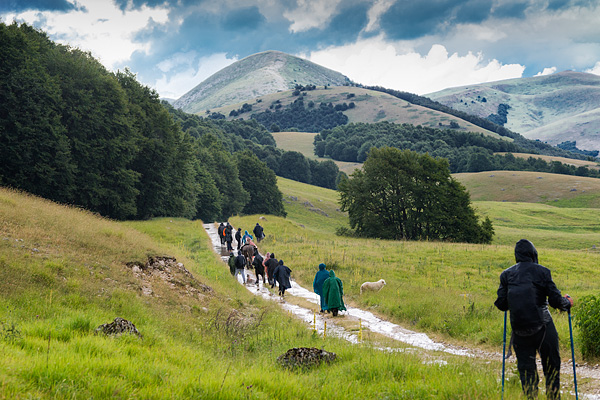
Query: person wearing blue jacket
313 263 329 313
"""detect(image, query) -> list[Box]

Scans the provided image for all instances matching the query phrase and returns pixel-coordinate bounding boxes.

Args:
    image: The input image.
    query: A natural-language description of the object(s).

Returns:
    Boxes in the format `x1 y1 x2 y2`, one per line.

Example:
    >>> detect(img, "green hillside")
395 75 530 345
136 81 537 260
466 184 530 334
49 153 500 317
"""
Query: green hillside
427 71 600 151
173 50 350 113
212 86 504 139
2 187 519 398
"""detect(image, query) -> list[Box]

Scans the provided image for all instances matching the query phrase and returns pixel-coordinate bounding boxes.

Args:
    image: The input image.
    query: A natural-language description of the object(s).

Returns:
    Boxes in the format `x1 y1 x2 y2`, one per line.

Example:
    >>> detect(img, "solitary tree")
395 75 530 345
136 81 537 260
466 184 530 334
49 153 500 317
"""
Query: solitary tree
338 147 493 243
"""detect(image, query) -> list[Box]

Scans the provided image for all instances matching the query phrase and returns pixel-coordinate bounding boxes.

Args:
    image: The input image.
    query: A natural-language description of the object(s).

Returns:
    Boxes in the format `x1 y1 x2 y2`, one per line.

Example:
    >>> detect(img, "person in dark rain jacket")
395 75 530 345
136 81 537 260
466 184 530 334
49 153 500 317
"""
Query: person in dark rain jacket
313 263 329 313
273 259 291 297
494 239 573 400
265 253 279 288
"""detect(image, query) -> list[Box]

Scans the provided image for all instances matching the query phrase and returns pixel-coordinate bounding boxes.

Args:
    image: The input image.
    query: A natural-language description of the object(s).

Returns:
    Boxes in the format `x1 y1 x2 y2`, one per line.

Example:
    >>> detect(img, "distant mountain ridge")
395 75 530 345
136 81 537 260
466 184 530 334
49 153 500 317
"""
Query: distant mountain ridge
173 50 350 113
426 71 600 151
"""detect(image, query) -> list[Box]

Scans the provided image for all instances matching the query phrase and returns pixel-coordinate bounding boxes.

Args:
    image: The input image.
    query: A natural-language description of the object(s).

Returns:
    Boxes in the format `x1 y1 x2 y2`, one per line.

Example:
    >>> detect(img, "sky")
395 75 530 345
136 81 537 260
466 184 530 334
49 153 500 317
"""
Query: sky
2 0 600 100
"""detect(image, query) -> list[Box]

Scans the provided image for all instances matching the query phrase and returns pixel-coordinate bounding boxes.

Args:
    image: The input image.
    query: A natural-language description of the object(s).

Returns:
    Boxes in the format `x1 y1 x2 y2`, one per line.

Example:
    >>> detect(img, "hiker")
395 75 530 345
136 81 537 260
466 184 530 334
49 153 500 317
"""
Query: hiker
494 239 573 400
227 252 236 276
265 253 279 288
252 247 265 285
234 250 247 284
322 270 346 317
218 223 225 246
241 230 253 245
273 259 292 297
313 263 329 313
225 223 233 251
235 228 242 250
253 223 264 242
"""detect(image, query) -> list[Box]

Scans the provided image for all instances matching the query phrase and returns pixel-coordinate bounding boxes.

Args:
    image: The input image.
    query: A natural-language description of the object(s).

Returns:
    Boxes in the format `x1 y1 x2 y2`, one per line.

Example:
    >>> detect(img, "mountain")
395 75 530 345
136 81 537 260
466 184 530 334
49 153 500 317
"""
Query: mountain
173 50 351 113
426 71 600 151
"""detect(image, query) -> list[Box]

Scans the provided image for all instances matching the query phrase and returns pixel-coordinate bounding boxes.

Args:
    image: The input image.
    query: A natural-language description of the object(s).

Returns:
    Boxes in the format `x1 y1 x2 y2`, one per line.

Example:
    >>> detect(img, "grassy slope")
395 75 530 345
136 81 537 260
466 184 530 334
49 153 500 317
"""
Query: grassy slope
272 132 363 175
426 71 600 149
211 86 506 140
1 187 511 399
495 153 600 170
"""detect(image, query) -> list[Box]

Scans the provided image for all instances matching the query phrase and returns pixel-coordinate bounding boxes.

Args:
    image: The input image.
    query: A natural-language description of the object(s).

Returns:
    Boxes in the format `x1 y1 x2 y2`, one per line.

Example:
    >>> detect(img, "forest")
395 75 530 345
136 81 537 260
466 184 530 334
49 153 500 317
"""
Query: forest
314 122 600 178
0 22 288 221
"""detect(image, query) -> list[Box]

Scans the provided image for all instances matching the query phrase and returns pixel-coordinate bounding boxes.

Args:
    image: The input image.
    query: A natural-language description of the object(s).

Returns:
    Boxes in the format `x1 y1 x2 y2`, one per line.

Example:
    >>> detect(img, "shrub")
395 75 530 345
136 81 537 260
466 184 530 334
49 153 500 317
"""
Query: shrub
574 294 600 359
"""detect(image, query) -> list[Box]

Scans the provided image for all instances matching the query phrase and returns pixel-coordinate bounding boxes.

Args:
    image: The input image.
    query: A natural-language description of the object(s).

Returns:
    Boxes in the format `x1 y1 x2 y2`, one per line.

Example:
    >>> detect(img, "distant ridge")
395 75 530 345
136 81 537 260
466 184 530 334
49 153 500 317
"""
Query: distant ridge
426 71 600 151
173 50 350 113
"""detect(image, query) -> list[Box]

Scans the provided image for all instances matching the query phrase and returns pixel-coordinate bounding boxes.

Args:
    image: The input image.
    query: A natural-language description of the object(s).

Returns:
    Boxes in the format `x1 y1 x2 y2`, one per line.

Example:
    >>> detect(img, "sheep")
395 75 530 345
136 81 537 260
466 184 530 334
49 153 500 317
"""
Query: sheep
360 279 386 294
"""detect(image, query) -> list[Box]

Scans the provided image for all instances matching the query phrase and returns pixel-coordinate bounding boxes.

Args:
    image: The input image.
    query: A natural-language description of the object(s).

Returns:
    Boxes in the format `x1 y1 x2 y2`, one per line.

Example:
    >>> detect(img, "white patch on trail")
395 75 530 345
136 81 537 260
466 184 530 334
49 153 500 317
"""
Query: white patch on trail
204 223 600 399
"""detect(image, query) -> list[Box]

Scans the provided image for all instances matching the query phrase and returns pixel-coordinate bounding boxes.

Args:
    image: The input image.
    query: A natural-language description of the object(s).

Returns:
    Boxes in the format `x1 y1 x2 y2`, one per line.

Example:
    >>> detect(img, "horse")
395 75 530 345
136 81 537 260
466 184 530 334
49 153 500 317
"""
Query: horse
240 244 256 271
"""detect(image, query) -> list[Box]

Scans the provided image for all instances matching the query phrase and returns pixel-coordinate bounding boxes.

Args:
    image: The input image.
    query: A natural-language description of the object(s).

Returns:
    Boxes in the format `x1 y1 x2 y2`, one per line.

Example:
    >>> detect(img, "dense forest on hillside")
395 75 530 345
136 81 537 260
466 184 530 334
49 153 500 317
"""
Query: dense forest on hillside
165 106 344 189
315 122 600 178
357 84 589 160
251 95 350 133
0 22 287 221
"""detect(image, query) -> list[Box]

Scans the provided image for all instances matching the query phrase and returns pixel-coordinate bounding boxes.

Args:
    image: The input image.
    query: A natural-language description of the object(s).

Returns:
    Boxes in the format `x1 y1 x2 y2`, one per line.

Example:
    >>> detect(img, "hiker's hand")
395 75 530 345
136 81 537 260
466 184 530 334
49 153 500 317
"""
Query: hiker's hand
565 294 574 307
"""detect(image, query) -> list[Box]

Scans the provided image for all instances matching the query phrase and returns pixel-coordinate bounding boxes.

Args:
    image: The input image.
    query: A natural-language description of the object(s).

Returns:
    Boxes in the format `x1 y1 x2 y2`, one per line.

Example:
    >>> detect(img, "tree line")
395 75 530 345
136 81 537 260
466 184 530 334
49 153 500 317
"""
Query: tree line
314 122 600 178
0 22 286 221
166 106 345 189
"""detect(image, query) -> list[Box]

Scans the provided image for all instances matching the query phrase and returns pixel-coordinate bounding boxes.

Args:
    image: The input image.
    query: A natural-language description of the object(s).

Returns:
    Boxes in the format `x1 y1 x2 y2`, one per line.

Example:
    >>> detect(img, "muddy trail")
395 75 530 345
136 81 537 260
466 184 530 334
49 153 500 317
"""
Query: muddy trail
204 223 600 398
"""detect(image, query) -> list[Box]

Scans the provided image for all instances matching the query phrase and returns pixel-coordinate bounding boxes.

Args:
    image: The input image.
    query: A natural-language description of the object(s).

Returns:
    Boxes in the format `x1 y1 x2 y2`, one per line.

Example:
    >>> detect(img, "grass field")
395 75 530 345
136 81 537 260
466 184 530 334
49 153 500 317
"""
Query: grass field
2 187 530 399
495 153 600 170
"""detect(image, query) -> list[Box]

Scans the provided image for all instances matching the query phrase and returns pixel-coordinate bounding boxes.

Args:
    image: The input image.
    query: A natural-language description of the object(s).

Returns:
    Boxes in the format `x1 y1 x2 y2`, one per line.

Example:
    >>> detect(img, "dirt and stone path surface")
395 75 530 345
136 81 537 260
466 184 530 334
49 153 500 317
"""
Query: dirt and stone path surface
204 223 600 398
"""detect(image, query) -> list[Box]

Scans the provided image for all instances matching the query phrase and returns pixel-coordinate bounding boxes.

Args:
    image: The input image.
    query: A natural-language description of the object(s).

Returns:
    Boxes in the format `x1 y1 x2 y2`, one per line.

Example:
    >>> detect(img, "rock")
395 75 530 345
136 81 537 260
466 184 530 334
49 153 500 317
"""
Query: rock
571 188 577 192
303 201 314 208
95 317 142 337
277 347 336 369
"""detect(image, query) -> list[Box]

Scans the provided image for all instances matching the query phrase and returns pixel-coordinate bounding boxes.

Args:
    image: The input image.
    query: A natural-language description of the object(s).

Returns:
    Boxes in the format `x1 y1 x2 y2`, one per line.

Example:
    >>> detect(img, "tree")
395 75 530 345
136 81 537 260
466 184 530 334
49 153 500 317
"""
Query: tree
236 150 286 217
278 151 311 183
338 147 493 243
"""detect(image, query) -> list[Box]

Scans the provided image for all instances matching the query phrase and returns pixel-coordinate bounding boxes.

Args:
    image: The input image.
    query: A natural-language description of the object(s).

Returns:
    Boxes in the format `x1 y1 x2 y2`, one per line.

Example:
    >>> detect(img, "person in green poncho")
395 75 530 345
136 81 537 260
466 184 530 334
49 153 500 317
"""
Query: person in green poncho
322 270 346 316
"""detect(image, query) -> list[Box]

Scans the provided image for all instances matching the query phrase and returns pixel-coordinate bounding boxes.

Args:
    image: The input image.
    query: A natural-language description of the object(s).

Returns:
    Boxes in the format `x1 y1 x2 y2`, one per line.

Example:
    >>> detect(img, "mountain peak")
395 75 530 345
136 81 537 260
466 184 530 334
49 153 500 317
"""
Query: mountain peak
173 51 350 113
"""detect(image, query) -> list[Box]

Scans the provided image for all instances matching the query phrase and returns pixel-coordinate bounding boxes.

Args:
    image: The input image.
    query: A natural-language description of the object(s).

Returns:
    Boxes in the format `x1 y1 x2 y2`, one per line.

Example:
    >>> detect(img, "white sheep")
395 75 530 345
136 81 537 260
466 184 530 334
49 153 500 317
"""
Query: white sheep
360 279 386 294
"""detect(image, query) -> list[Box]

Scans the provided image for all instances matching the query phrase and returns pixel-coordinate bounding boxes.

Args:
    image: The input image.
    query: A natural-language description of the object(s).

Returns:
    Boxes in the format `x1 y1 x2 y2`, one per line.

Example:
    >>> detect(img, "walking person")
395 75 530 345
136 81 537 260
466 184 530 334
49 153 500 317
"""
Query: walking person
225 223 233 252
252 247 265 286
234 250 247 284
235 228 242 250
265 253 279 288
313 263 329 313
322 270 346 316
273 259 292 298
253 222 264 242
494 239 573 400
241 230 253 246
218 222 225 246
227 252 236 276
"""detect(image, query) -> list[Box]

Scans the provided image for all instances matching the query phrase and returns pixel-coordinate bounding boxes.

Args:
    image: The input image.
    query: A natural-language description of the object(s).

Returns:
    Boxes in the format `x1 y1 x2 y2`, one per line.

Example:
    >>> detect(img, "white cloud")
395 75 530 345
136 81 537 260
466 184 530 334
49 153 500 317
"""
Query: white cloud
306 37 525 94
586 61 600 76
1 0 170 68
535 67 557 76
283 0 341 33
153 53 238 100
364 0 395 33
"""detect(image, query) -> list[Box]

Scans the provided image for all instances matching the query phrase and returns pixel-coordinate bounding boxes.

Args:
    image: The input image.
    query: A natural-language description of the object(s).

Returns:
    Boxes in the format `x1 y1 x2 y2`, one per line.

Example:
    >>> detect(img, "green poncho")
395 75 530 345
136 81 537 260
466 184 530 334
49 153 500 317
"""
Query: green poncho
322 270 346 311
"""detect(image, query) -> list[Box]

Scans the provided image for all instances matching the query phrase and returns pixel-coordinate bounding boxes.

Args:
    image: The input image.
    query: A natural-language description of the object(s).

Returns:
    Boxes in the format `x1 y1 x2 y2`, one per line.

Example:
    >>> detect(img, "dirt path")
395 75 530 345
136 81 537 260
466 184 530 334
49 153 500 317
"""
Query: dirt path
204 223 600 398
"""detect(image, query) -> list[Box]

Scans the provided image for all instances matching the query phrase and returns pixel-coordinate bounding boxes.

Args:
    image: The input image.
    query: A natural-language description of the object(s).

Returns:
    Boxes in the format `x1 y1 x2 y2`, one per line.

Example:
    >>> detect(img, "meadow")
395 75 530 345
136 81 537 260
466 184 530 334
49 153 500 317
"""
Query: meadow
0 187 530 399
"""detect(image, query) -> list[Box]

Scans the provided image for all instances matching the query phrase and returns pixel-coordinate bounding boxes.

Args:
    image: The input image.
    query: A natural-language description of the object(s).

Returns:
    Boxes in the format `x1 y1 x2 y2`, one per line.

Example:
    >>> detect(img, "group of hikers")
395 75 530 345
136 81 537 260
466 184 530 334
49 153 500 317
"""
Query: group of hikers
219 222 346 314
218 222 575 399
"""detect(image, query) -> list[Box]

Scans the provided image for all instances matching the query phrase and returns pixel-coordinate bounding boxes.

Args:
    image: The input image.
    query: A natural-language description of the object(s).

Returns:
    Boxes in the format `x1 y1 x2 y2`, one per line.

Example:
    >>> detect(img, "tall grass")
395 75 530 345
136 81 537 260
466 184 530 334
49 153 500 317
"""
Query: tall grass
1 187 533 398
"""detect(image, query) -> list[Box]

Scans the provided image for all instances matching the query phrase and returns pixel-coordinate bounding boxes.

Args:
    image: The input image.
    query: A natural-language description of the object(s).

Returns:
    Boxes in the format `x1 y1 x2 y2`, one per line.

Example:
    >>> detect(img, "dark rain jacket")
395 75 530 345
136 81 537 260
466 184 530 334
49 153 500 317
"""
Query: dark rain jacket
322 270 346 311
234 253 246 270
273 261 292 290
494 239 571 336
252 252 264 273
253 224 264 239
313 263 330 310
265 257 279 280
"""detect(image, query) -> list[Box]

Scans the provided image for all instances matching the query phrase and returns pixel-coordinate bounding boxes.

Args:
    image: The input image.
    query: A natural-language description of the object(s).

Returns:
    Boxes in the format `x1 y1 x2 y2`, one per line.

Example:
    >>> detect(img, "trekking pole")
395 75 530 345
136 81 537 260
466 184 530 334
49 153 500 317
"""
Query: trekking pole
501 310 507 400
568 309 578 400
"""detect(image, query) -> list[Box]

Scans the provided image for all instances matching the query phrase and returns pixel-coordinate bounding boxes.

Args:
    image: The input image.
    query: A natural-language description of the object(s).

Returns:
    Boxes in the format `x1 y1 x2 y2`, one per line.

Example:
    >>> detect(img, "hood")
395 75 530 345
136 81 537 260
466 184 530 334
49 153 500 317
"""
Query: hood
319 263 326 270
515 239 538 263
279 260 284 265
244 230 249 235
329 270 336 278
